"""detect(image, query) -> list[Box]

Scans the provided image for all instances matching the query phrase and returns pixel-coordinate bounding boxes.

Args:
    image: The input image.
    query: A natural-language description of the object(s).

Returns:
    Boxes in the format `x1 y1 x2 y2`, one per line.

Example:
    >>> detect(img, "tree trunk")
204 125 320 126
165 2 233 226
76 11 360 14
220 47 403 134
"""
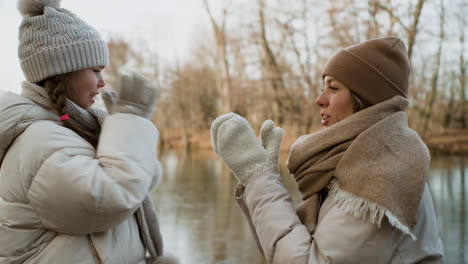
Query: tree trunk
258 0 297 125
459 0 467 128
203 0 233 114
459 46 467 129
375 0 426 60
174 64 190 149
422 0 444 136
443 72 456 128
407 0 426 60
283 3 316 129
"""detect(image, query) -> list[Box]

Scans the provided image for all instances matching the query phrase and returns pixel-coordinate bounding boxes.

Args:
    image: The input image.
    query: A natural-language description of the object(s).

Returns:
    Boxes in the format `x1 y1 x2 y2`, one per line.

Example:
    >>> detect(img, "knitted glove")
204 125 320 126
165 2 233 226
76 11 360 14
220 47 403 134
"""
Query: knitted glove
102 72 157 119
211 113 283 184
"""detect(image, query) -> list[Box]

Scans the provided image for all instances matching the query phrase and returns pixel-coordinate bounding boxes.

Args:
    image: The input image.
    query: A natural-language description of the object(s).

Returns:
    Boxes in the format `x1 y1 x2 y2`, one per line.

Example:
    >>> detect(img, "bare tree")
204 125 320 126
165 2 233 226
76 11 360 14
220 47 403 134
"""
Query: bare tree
375 0 426 60
276 0 319 132
104 37 132 91
367 0 381 38
112 0 466 150
257 0 298 124
173 64 191 149
326 1 360 47
422 0 445 135
202 0 233 114
406 0 426 60
458 24 467 129
443 72 457 128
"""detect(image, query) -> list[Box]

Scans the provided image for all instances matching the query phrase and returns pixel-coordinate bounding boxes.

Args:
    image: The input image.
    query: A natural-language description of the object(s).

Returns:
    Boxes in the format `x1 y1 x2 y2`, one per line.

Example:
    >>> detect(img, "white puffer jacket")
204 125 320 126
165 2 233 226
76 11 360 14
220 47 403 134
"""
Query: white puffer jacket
235 169 445 263
0 91 161 263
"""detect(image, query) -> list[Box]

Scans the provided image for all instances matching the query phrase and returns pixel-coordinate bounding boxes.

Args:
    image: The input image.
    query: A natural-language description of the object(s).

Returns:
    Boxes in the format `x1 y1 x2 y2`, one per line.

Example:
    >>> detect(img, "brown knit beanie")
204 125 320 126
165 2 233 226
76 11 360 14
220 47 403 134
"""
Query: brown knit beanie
321 37 410 105
17 0 108 83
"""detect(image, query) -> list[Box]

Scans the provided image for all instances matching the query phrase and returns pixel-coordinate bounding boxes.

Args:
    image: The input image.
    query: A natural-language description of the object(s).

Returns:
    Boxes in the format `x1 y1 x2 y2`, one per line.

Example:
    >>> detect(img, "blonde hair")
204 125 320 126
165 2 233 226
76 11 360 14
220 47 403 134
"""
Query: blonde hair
38 75 99 147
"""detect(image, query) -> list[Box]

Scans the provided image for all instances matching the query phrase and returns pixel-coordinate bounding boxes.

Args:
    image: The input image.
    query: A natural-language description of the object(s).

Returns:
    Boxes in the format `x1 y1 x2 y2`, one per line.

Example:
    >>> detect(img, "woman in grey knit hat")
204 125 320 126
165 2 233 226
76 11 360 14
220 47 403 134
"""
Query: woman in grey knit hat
0 0 177 263
211 37 445 263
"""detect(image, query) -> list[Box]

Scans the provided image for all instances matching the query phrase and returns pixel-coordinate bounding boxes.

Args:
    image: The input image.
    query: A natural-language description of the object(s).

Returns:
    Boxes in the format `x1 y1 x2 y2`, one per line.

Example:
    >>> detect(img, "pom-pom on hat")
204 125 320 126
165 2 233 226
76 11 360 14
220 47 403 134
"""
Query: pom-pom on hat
17 0 108 83
321 37 410 105
17 0 61 16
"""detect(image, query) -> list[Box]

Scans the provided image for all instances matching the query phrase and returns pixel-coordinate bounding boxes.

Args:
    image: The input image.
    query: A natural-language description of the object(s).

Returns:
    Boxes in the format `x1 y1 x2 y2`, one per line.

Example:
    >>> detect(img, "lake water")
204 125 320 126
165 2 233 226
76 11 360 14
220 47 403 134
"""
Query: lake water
151 150 467 264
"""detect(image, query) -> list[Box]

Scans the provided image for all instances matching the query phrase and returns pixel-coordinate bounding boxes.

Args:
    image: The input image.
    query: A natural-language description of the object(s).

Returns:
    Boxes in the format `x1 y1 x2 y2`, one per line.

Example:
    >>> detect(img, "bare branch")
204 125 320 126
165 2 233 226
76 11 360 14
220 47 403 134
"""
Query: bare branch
375 3 410 32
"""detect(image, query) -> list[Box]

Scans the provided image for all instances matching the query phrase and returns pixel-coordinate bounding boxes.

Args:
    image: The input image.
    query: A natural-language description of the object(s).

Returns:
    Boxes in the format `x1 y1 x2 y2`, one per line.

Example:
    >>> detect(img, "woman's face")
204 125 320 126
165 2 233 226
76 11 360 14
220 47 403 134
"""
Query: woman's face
68 67 106 108
315 76 355 127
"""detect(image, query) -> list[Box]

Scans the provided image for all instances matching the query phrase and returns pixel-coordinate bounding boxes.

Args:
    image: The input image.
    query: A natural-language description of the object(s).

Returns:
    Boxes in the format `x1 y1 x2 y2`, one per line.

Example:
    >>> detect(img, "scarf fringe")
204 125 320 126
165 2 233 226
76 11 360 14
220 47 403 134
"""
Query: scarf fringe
328 181 416 240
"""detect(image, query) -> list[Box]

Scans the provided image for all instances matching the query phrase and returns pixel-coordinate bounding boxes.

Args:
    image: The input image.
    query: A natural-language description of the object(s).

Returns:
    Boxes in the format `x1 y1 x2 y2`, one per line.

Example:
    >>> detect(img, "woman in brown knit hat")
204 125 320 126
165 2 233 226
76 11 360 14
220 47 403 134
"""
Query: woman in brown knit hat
0 0 177 263
211 37 445 263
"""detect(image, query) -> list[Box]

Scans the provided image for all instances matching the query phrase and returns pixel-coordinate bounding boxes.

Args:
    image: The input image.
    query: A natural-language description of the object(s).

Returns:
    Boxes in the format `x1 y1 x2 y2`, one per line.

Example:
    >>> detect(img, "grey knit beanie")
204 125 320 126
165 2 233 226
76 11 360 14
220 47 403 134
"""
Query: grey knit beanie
321 37 410 105
17 0 108 83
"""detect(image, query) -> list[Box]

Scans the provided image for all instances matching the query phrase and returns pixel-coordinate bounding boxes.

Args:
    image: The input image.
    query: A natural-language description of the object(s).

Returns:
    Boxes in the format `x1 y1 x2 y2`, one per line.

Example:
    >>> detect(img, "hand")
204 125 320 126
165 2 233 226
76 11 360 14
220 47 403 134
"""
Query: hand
211 113 283 184
102 72 157 119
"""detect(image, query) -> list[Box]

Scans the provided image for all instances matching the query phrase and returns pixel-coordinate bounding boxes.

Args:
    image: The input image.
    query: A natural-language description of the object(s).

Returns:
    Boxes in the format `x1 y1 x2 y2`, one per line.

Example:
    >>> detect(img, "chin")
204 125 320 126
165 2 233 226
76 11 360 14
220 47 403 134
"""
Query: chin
79 103 91 109
326 121 337 127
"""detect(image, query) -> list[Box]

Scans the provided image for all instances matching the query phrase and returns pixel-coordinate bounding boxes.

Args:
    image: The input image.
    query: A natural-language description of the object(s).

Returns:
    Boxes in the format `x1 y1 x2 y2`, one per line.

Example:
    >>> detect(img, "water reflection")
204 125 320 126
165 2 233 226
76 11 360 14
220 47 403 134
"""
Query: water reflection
428 156 468 264
151 150 266 264
151 151 467 264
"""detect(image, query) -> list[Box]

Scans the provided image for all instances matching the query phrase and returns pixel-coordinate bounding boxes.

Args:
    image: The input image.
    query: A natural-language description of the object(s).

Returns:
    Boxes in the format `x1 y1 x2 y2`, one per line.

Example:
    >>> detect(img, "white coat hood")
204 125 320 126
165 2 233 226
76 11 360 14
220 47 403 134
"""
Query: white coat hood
0 91 58 164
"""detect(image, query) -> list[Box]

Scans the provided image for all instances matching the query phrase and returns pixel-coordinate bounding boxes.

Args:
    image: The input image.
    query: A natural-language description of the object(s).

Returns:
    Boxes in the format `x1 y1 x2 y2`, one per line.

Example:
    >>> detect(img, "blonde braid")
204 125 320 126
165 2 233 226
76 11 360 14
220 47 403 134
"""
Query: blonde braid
44 75 68 115
40 75 99 147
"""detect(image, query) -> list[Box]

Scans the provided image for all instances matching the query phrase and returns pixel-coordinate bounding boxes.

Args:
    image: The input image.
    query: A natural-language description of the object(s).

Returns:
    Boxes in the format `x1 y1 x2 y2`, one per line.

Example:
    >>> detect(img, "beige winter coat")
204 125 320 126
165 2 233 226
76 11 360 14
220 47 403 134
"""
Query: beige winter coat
0 92 161 263
235 169 445 263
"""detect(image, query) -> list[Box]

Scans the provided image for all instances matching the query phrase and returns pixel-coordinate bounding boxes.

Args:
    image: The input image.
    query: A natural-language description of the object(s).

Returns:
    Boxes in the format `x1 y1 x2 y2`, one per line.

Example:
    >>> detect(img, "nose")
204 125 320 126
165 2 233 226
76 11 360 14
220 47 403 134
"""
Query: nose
97 75 105 88
315 92 327 108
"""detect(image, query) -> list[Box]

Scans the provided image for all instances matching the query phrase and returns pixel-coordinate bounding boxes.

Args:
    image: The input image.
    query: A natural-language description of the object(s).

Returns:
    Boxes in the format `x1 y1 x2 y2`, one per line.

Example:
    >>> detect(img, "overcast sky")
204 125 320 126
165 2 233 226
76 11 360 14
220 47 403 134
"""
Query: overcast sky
0 0 221 93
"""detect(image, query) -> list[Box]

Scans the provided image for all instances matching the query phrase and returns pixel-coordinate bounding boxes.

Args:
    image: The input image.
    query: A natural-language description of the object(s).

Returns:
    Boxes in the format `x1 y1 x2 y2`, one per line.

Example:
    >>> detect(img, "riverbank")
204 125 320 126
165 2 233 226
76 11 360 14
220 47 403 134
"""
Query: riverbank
425 129 468 155
158 127 307 152
159 127 468 155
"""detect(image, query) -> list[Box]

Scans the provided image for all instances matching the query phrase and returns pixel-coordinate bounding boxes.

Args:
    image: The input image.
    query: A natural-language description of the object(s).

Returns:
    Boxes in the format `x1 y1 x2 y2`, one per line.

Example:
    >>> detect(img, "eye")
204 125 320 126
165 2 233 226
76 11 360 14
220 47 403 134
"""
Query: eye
329 86 338 91
93 69 101 73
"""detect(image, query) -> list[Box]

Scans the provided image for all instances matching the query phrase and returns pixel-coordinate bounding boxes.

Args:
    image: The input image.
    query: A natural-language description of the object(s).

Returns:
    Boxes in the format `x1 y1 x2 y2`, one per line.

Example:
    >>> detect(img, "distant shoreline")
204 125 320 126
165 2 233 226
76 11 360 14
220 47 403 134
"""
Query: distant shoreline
425 130 468 155
158 128 468 156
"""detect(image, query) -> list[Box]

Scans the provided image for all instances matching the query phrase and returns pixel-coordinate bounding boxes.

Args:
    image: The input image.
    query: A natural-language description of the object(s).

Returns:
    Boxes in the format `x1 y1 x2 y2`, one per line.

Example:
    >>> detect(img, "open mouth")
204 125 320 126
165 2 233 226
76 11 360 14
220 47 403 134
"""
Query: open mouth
321 114 330 126
89 93 98 104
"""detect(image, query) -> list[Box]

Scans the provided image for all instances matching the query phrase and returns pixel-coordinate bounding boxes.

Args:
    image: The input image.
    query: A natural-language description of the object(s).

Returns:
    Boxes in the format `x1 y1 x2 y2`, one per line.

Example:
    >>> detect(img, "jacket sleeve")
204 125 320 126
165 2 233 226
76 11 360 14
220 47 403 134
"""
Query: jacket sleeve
235 169 399 264
25 113 161 235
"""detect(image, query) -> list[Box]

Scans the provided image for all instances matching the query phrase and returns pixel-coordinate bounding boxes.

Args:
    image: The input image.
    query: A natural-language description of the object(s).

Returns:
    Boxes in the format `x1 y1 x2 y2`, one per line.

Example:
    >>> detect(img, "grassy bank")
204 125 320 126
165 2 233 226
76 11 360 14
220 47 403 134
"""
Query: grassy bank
158 127 468 156
425 129 468 155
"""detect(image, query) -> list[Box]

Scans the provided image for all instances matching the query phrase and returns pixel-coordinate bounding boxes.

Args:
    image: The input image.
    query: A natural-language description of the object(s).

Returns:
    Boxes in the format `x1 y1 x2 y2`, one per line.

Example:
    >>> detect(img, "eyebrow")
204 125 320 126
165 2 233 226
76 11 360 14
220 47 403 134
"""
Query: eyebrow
323 78 333 85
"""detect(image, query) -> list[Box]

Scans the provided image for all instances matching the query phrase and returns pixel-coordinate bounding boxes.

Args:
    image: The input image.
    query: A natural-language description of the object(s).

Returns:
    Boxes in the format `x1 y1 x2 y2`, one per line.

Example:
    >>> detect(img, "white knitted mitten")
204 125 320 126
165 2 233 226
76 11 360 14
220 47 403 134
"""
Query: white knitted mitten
102 72 157 120
211 113 283 184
